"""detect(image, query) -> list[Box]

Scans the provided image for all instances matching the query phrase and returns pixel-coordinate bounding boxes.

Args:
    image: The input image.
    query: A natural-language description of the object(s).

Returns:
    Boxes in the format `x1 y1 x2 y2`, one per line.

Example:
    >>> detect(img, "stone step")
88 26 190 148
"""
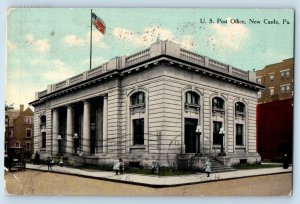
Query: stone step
208 157 236 173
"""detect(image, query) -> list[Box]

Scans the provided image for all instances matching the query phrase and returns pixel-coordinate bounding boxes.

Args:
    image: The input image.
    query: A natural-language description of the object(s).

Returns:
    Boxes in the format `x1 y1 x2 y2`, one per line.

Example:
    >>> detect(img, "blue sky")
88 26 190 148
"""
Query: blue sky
6 8 294 108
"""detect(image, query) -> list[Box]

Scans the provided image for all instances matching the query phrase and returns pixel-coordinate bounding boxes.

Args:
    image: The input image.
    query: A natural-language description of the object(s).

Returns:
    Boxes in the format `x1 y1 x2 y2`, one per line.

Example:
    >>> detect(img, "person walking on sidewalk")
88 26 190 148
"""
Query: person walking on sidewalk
47 157 53 171
205 158 211 177
113 159 121 175
120 159 125 174
283 153 289 169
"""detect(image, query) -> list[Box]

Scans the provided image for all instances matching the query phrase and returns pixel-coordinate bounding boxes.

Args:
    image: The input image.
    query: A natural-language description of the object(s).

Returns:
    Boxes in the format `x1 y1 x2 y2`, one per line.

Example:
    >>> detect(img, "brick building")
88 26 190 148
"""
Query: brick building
256 58 294 103
256 58 294 162
30 40 263 168
5 105 34 159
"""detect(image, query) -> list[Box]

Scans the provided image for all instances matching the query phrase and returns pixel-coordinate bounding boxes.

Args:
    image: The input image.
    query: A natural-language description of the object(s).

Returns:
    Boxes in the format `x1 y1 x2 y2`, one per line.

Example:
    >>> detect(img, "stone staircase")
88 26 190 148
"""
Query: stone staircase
209 157 236 173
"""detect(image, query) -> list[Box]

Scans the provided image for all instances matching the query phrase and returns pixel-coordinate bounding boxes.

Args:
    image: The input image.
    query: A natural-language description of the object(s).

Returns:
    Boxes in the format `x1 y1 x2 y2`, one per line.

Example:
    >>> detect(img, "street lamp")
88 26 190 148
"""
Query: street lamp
219 127 225 155
57 134 62 156
73 133 78 155
195 125 202 156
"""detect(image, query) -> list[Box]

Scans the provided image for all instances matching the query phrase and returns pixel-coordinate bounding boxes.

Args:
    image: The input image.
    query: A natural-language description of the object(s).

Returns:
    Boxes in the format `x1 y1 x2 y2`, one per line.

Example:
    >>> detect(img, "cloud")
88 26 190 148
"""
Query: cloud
8 70 29 79
207 17 250 51
5 81 36 108
25 33 50 53
113 26 175 46
63 31 105 48
7 40 16 50
181 35 195 50
113 26 196 49
29 58 76 82
43 60 76 81
63 35 85 46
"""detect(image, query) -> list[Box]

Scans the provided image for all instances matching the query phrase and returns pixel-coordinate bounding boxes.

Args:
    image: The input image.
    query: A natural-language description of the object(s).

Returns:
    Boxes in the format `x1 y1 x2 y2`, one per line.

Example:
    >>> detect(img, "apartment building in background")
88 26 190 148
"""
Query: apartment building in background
256 58 294 162
256 58 294 103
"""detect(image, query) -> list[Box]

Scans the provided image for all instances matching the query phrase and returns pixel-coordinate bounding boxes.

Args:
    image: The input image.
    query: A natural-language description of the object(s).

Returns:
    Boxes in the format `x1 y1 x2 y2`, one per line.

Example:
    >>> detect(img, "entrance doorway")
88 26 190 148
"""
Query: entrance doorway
185 118 198 153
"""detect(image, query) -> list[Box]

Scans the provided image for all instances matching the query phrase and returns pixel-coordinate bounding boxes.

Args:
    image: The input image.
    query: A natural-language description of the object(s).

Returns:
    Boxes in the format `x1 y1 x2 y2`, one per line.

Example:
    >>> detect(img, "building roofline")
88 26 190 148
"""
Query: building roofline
30 40 263 106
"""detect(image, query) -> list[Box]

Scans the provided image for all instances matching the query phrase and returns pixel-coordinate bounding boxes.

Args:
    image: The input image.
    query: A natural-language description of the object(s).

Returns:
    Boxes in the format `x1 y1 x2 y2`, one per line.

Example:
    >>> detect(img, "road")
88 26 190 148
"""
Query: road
4 170 292 196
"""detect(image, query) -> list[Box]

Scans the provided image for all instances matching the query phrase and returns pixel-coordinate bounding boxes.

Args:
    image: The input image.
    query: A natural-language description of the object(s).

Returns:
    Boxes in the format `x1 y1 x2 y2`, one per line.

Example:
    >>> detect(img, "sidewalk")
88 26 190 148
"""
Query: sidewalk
26 164 292 188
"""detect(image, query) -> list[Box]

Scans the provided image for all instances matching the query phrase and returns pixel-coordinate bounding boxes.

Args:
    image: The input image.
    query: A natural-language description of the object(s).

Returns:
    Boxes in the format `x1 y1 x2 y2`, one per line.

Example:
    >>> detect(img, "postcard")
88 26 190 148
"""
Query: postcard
4 8 294 196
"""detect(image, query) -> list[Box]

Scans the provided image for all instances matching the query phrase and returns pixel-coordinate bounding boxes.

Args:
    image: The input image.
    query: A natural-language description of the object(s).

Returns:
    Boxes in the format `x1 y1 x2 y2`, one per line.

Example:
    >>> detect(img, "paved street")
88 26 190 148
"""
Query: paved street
4 170 291 196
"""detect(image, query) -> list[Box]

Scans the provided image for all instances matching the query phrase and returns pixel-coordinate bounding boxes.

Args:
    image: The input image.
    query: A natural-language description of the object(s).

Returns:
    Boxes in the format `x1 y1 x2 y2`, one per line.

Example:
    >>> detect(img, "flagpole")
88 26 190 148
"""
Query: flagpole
89 9 92 70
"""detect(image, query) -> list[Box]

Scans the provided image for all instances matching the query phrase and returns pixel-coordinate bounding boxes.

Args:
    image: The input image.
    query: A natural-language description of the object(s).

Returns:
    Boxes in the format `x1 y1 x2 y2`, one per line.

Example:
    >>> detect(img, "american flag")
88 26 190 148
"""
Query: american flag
91 12 106 34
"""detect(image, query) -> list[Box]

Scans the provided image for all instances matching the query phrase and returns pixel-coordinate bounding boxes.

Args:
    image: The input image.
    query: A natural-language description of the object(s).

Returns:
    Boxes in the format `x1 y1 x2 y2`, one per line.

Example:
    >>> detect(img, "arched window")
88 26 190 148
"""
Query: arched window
235 102 245 114
186 91 200 105
131 92 145 106
212 97 224 110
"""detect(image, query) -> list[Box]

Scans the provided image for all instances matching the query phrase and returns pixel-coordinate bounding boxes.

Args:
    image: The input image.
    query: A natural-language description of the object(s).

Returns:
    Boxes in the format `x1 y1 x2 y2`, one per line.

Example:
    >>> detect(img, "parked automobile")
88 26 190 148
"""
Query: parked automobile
5 147 26 171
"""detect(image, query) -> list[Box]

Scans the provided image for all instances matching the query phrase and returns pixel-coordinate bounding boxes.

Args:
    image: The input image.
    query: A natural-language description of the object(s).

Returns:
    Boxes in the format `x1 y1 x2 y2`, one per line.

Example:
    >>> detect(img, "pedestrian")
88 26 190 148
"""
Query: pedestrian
113 159 121 175
120 159 125 174
283 153 289 169
205 158 211 177
47 157 53 171
34 151 40 165
59 156 64 167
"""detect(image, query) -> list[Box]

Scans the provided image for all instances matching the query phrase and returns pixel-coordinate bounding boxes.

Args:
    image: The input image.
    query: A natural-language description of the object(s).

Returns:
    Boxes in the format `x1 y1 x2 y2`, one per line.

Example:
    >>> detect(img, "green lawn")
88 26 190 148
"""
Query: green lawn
233 163 283 170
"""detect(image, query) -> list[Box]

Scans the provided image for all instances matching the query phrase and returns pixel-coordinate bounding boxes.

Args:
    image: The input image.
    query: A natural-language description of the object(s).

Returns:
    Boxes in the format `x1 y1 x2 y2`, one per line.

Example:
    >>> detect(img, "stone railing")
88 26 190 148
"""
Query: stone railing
87 65 104 79
232 67 248 80
38 90 47 98
69 74 83 85
208 59 228 73
54 80 67 91
180 48 205 65
125 48 150 66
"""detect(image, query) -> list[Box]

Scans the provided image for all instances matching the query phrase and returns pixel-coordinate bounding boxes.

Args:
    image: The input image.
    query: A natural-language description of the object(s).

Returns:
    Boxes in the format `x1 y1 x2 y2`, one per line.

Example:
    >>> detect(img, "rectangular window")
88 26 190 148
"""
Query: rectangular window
15 141 20 148
133 119 144 145
42 132 46 148
213 121 222 145
256 77 262 84
285 70 290 78
281 71 285 79
269 74 274 82
286 85 290 93
26 142 31 151
269 88 274 96
281 86 286 93
257 91 262 99
236 124 243 146
26 128 32 138
24 116 32 124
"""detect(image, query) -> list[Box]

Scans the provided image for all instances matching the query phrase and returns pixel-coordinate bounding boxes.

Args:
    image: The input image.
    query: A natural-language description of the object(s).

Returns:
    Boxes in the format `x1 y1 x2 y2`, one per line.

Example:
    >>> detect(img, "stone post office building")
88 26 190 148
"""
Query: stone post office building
30 40 263 168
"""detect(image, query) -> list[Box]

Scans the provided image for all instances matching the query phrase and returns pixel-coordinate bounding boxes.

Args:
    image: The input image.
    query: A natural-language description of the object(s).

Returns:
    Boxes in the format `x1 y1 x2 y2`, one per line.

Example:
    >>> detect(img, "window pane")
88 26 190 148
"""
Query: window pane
27 129 31 137
132 92 144 105
236 124 243 145
213 121 222 145
42 132 46 148
258 91 261 99
281 86 285 93
187 92 191 104
285 71 290 77
213 97 224 109
270 88 274 96
286 85 290 93
133 119 144 145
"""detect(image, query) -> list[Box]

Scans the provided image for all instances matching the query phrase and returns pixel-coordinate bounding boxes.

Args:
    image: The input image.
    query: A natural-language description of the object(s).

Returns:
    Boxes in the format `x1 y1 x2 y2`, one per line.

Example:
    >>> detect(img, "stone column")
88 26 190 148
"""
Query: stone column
66 105 73 154
82 100 90 155
103 95 108 153
52 109 59 155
